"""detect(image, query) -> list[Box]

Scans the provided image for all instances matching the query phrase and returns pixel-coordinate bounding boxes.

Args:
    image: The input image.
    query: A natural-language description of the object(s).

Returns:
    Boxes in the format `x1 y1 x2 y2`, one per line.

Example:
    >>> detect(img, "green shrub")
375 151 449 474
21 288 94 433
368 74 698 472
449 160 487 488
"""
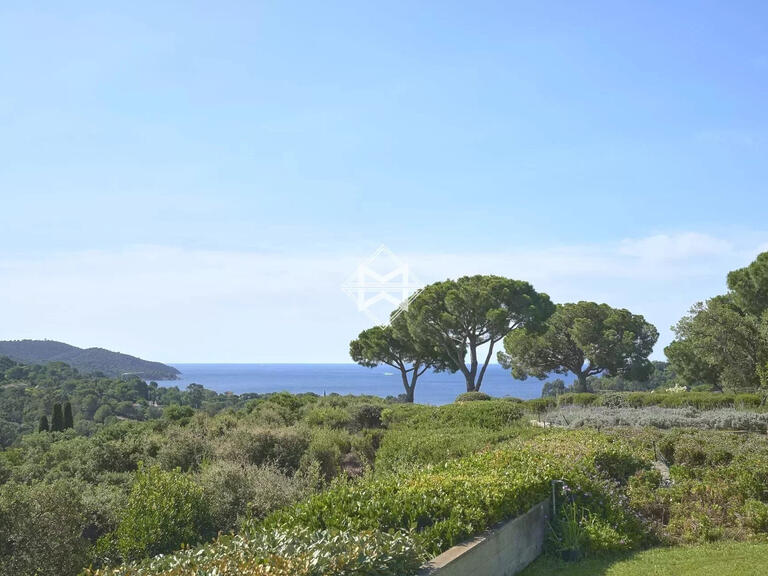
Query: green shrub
248 401 293 427
558 393 598 407
382 401 522 430
85 527 423 576
596 392 630 408
215 427 309 473
351 404 383 429
263 430 647 557
156 426 212 472
524 397 557 414
0 480 90 575
112 465 212 562
351 429 384 466
672 436 709 467
743 499 768 532
375 427 524 472
303 429 351 481
593 449 646 484
198 461 317 533
163 405 194 422
455 391 492 402
304 406 352 430
735 394 762 410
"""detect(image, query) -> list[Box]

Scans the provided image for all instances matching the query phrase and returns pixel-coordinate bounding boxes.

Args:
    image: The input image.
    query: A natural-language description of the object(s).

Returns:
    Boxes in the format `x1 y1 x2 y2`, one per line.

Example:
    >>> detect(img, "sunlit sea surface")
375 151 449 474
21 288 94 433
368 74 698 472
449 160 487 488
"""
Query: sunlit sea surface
157 363 547 405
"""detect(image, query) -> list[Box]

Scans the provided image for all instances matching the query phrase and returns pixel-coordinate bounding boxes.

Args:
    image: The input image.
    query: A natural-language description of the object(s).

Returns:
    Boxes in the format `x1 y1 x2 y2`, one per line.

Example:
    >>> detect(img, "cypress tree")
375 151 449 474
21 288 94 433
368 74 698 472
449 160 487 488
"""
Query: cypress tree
51 403 64 432
63 401 74 429
38 415 49 433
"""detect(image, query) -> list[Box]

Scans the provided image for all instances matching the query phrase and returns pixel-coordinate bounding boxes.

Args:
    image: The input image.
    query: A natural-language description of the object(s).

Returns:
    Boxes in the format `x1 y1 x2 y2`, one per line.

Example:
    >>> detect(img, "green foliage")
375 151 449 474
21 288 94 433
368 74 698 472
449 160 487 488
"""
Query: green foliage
667 296 761 391
667 253 768 392
215 426 309 472
0 357 242 443
258 431 646 558
548 501 588 558
64 401 74 429
304 428 351 481
559 393 599 406
742 499 768 533
542 378 568 397
156 426 212 472
405 275 554 391
0 480 89 576
351 403 383 429
0 340 180 380
540 405 768 432
524 397 557 414
111 465 212 562
51 402 65 432
304 405 352 429
624 429 768 544
198 461 318 533
455 391 492 402
349 319 436 403
500 301 658 393
382 400 522 430
85 527 424 576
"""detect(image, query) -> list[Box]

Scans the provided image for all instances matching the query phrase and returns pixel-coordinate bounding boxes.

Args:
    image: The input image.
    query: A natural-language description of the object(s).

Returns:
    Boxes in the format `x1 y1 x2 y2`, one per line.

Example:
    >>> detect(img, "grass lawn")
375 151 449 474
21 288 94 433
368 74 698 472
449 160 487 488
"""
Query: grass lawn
519 542 768 576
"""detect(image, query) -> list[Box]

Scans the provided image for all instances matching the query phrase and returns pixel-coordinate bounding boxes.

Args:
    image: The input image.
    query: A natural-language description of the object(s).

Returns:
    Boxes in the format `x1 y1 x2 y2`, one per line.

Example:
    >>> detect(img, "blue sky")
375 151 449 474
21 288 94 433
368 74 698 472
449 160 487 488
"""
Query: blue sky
1 2 768 362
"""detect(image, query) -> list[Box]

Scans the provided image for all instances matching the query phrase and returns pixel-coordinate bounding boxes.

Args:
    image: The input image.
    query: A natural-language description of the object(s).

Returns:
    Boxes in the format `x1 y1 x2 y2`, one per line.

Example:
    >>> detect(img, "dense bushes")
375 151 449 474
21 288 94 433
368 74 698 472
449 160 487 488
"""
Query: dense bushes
0 358 245 444
9 389 768 576
376 400 527 471
107 466 213 562
382 400 523 429
85 430 647 576
268 431 648 557
85 528 423 576
0 392 396 574
625 429 768 544
0 480 90 576
198 461 318 533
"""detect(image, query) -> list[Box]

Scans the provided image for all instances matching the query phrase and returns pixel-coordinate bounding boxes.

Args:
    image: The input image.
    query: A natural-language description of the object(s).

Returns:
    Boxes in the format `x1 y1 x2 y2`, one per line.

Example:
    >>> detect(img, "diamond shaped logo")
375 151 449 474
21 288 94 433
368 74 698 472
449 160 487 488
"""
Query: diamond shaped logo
341 245 423 324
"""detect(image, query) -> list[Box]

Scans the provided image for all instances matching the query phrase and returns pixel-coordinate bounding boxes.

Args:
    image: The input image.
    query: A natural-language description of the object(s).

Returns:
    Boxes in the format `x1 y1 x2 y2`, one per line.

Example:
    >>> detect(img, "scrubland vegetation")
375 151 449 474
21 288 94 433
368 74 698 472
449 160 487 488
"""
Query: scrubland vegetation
5 253 768 575
3 373 768 575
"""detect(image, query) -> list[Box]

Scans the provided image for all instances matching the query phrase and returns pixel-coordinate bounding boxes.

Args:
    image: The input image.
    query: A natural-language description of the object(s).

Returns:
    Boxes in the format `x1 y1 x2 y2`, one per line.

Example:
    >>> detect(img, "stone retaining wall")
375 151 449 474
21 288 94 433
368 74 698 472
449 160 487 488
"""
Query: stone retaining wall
419 499 550 576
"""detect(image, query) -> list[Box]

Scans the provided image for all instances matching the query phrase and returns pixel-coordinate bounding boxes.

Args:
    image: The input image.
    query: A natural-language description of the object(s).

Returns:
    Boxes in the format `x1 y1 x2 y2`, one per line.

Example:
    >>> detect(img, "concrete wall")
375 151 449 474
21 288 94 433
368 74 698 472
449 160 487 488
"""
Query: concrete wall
419 499 550 576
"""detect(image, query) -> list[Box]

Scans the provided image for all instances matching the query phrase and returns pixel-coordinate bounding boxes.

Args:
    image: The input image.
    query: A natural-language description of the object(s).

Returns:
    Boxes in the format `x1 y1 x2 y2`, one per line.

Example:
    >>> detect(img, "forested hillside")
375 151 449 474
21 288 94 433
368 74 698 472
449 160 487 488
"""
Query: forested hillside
0 357 239 447
0 340 180 380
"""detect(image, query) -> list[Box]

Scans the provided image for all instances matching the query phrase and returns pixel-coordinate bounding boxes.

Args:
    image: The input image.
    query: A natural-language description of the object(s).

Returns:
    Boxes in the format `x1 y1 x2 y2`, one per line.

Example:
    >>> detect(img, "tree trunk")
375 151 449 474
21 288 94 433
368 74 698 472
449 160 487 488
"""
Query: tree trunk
475 341 496 392
399 370 415 402
574 372 588 393
466 344 479 392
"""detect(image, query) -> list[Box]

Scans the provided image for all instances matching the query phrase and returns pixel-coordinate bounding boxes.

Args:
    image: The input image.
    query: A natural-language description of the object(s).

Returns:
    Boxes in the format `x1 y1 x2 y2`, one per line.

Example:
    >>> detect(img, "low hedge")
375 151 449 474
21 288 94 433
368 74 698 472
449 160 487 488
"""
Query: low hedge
381 401 523 430
84 528 422 576
86 430 649 576
455 391 492 402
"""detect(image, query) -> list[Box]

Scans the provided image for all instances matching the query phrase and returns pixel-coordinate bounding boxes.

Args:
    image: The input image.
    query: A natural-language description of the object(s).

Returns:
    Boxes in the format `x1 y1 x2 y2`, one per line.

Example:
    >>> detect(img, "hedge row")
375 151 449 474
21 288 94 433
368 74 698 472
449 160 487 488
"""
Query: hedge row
525 392 765 413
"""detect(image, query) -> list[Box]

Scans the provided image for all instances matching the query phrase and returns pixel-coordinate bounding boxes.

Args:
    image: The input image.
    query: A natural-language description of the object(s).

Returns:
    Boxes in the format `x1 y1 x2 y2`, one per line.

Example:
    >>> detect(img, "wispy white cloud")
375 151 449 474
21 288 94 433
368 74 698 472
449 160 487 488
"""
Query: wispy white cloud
0 232 766 363
617 232 733 261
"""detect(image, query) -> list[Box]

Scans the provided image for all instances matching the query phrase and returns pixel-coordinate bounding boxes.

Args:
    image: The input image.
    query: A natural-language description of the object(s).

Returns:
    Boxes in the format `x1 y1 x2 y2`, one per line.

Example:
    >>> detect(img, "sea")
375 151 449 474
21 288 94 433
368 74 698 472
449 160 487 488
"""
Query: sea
155 363 547 405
